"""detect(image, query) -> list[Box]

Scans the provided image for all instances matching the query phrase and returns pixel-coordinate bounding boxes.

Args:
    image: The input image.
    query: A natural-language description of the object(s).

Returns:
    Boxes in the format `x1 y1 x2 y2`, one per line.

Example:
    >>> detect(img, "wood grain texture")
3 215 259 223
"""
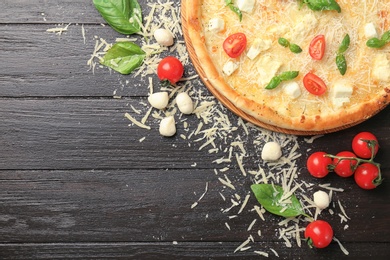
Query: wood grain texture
0 0 389 259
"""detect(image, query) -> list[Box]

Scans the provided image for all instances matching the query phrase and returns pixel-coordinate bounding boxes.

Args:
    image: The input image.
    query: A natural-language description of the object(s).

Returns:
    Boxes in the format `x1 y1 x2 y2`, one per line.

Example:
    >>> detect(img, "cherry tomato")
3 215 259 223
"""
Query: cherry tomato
354 163 382 190
303 72 327 96
157 56 184 85
352 132 379 159
333 151 358 178
307 151 333 178
223 33 247 58
309 35 326 60
304 220 333 249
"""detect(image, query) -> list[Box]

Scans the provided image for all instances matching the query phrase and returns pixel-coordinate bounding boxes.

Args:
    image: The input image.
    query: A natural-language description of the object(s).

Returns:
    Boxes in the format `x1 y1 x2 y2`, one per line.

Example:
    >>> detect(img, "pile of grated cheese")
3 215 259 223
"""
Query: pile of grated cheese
87 0 350 257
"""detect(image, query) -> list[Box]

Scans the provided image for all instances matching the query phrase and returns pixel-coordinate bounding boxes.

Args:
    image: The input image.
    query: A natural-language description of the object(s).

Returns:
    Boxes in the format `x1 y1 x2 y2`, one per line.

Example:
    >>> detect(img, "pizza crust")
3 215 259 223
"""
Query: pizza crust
182 0 390 134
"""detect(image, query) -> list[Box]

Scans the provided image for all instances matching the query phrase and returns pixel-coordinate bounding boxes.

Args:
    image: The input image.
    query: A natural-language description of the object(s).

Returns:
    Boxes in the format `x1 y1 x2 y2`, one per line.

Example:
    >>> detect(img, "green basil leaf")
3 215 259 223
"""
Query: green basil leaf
225 0 242 21
338 34 350 54
93 0 142 35
265 76 282 90
278 37 289 47
381 30 390 43
279 71 299 81
304 0 341 13
366 38 385 48
265 71 299 90
336 54 347 75
289 43 303 53
251 184 305 218
100 42 145 74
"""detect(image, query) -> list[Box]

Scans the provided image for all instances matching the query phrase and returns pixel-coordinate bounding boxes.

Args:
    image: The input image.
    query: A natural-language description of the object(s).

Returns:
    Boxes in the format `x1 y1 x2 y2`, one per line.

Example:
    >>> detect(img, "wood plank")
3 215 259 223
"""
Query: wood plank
0 99 389 170
0 24 155 97
0 169 389 243
2 0 105 24
0 241 389 259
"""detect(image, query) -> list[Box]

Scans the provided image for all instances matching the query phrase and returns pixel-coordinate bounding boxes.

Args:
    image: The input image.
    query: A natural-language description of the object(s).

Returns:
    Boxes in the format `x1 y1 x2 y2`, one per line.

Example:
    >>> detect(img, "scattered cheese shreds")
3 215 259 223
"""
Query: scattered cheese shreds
124 113 151 130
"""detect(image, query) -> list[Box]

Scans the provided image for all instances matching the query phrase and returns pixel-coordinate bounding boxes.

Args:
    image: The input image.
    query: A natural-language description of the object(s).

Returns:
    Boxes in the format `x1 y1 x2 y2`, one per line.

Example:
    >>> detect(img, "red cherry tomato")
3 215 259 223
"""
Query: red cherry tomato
304 220 333 249
333 151 358 178
352 132 379 159
223 33 247 58
354 163 382 190
307 151 333 178
157 56 184 85
309 35 326 60
303 72 327 96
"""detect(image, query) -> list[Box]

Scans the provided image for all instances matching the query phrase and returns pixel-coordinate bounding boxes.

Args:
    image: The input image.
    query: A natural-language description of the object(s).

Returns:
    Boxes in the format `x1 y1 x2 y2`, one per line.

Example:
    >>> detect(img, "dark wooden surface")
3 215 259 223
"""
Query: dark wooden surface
0 1 389 259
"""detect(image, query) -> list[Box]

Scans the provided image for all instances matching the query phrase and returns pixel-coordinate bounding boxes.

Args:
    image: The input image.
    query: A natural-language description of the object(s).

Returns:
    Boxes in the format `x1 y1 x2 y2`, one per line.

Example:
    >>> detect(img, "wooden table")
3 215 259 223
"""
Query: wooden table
1 1 389 259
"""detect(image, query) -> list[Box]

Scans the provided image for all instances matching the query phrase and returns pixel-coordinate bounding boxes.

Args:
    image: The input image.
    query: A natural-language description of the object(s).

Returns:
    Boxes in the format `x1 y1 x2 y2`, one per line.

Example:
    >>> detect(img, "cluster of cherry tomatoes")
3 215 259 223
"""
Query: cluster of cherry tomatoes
306 131 382 190
304 132 382 249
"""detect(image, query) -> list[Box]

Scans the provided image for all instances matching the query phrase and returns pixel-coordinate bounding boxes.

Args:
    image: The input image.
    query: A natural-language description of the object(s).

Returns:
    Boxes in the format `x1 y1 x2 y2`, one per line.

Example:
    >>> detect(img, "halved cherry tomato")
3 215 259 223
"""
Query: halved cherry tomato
303 72 327 96
309 35 326 60
223 33 247 58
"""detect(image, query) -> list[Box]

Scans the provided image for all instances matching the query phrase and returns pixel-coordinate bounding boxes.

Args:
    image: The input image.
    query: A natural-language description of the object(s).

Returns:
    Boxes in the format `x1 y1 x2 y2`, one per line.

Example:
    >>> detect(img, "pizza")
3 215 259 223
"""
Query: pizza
182 0 390 134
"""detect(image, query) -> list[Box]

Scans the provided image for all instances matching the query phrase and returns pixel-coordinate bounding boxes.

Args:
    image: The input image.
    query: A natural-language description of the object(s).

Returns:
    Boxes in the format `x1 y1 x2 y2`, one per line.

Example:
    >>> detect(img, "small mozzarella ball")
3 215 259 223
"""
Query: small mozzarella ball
313 190 330 210
159 116 176 137
261 141 282 161
147 92 169 110
176 92 193 114
153 28 174 47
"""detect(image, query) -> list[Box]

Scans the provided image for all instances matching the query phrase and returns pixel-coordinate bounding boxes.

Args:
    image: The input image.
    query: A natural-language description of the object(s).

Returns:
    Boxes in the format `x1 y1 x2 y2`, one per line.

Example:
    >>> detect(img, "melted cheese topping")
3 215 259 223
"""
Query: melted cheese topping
201 0 390 117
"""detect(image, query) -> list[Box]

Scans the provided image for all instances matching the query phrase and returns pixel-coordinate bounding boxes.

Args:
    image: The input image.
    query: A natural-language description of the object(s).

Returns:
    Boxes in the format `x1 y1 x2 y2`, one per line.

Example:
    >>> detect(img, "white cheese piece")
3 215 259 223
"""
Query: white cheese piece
148 92 169 110
257 55 282 85
283 81 301 99
237 0 256 13
372 53 390 82
330 80 354 108
153 28 174 47
223 61 239 76
159 116 176 137
364 23 378 39
176 92 194 114
290 13 318 42
313 190 330 210
208 17 225 33
261 142 282 161
246 38 272 60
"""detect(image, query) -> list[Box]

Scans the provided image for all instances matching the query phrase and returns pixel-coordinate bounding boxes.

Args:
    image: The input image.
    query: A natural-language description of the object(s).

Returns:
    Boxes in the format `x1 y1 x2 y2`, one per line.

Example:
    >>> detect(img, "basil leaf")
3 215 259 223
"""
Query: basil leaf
93 0 142 35
381 30 390 43
366 38 384 48
100 42 145 74
338 34 350 54
265 76 282 90
336 54 347 76
279 71 299 81
251 184 305 218
225 0 242 21
278 37 289 47
289 43 303 54
278 38 302 54
304 0 341 13
265 71 299 90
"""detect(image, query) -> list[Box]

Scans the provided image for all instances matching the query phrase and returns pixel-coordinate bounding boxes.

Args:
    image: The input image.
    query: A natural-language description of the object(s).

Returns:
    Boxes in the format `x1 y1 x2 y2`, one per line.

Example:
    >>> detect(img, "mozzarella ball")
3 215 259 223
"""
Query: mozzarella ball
159 116 176 137
261 141 282 161
148 92 169 110
153 28 174 47
176 92 193 114
313 190 330 210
